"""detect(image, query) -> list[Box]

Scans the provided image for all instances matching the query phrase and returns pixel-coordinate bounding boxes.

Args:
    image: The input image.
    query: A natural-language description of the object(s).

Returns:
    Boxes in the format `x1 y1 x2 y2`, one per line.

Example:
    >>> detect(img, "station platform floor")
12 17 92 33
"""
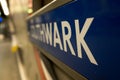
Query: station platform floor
0 40 21 80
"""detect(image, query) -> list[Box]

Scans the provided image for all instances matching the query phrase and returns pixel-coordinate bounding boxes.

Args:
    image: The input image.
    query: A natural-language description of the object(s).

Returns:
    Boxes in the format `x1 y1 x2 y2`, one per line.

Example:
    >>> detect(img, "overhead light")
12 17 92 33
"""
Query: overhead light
0 0 9 16
27 8 33 14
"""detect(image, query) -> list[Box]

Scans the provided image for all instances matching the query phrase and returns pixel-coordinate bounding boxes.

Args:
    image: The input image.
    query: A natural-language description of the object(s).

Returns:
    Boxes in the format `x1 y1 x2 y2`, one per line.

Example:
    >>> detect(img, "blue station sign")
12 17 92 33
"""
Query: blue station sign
27 0 120 80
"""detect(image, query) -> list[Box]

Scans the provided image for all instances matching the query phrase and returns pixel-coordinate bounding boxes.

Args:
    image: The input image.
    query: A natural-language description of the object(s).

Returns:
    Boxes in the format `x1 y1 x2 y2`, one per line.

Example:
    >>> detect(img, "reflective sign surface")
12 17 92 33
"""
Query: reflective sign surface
27 0 120 80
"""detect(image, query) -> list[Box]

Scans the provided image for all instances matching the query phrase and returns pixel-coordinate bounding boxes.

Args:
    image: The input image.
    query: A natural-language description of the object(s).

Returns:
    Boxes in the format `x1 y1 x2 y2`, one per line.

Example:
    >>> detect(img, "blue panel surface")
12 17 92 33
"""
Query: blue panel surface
27 0 120 80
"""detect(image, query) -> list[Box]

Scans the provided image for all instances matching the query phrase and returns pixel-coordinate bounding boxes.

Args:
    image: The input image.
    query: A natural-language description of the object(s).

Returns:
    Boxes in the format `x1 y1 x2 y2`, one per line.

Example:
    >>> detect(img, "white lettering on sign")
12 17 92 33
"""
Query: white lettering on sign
45 23 52 45
54 22 63 50
62 21 76 56
75 18 98 65
30 17 98 65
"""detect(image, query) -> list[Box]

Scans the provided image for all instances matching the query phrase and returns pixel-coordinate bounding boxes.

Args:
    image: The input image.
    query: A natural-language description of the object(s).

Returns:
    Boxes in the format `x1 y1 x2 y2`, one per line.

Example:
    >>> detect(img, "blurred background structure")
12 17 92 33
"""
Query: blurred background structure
0 0 50 80
0 0 75 80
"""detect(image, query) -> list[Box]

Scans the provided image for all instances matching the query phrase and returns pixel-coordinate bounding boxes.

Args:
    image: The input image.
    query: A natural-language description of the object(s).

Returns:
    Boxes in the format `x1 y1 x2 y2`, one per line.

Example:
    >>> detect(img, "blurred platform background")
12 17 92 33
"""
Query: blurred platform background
0 40 21 80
